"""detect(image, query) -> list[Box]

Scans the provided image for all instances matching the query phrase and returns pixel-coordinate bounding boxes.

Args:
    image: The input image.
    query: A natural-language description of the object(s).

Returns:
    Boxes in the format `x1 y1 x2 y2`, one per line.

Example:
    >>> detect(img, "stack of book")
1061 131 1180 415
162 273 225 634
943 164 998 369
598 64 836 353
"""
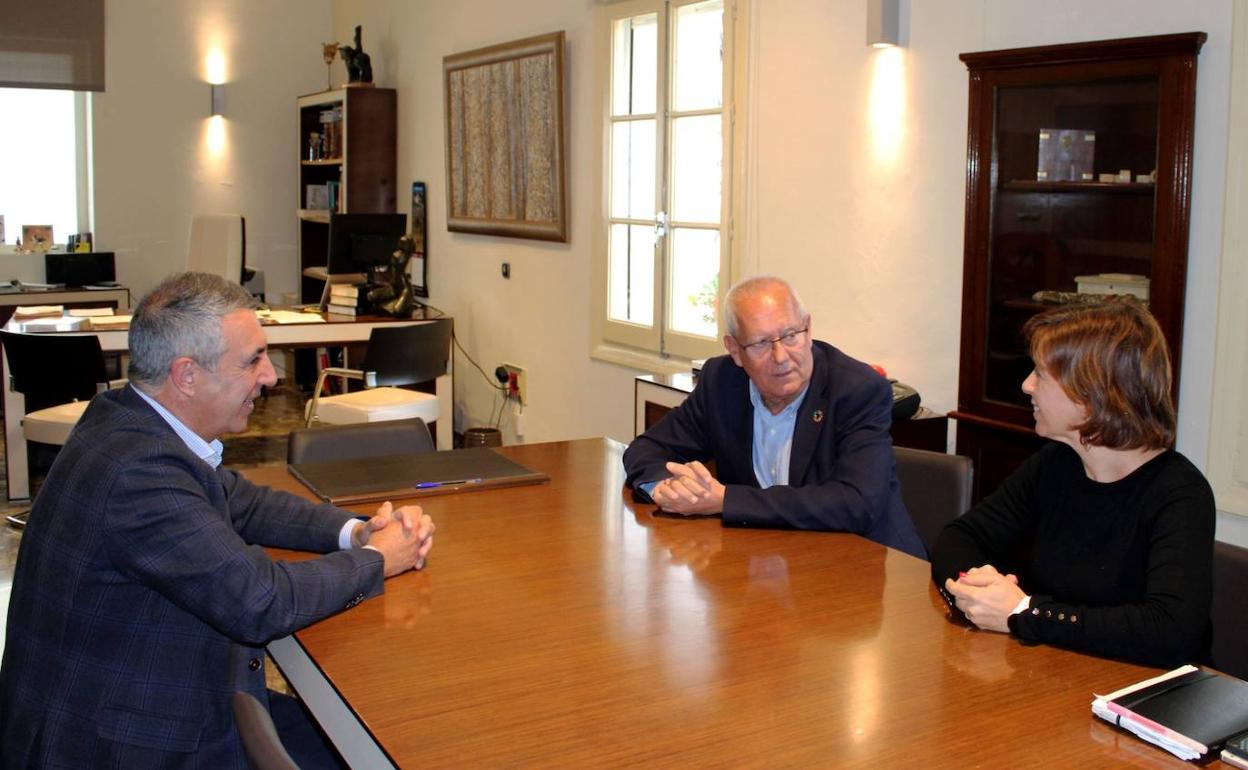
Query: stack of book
1092 665 1248 761
326 284 368 316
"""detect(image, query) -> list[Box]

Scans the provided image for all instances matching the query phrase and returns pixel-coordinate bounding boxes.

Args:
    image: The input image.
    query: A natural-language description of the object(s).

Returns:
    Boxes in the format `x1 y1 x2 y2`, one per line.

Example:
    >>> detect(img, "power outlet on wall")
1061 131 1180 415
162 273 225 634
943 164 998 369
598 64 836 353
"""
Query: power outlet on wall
502 363 527 406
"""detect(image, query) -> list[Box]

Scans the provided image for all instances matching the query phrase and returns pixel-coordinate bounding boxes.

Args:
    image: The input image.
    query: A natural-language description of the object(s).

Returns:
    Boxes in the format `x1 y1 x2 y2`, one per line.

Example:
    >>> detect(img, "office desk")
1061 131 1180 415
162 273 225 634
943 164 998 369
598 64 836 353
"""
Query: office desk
254 439 1184 768
3 310 452 500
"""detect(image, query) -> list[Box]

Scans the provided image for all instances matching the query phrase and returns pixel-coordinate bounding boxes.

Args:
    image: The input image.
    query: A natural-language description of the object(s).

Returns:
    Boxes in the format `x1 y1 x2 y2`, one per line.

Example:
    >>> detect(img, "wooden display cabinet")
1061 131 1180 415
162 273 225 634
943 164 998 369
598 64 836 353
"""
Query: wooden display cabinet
296 87 397 303
951 33 1205 502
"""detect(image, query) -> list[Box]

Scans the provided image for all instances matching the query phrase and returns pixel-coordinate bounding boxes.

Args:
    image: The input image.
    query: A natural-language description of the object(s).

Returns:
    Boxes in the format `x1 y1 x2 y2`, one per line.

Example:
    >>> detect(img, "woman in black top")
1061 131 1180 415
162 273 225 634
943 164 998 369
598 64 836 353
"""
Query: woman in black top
931 297 1214 667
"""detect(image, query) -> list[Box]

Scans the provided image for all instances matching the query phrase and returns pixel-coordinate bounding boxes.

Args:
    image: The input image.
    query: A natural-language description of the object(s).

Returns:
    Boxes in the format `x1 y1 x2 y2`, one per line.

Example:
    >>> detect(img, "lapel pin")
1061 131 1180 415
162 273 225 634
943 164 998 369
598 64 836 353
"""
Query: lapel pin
812 409 824 423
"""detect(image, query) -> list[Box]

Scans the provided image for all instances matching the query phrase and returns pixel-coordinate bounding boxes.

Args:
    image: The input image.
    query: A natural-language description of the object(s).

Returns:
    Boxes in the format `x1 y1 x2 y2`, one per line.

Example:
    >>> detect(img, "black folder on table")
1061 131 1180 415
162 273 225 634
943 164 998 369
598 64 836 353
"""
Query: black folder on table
287 447 549 505
1113 668 1248 750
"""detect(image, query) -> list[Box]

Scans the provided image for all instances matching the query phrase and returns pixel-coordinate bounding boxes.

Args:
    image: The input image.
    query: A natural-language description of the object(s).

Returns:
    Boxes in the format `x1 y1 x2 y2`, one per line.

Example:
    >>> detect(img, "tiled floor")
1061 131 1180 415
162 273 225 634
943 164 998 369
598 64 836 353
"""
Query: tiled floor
0 384 307 685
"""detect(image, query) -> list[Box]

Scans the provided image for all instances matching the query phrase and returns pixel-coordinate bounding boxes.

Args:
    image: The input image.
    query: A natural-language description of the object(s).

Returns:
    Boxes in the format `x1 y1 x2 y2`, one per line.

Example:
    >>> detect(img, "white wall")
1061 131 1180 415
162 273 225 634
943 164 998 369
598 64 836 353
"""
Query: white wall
332 0 641 445
94 0 332 304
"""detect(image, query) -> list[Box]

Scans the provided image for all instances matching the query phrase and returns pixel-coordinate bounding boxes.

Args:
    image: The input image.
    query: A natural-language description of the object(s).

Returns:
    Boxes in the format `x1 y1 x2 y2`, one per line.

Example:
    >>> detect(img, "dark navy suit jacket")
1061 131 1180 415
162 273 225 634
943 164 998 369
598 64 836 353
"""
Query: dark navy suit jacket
624 341 924 558
0 386 385 768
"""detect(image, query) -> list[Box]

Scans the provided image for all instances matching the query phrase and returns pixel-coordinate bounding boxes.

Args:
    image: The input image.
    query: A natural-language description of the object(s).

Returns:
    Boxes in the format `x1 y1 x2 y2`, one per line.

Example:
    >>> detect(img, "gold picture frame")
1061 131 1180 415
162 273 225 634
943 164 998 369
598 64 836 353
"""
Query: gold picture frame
443 31 567 242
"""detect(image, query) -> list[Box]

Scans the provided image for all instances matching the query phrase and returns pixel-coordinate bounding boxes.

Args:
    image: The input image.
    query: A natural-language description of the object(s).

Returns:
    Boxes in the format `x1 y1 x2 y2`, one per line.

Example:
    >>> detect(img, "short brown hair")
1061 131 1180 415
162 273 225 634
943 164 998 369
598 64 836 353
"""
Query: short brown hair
1023 296 1175 450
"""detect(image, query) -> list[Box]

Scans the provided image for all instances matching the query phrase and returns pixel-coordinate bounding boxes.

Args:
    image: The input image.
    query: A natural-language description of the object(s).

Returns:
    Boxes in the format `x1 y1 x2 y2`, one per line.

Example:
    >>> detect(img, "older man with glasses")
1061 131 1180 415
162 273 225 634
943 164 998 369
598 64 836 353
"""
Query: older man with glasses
624 275 924 557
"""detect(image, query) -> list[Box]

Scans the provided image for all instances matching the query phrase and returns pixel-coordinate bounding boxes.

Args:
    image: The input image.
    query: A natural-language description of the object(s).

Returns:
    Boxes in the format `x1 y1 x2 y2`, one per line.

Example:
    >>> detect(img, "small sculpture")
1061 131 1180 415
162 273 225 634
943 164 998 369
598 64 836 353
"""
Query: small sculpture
321 42 339 89
368 234 417 317
339 26 374 85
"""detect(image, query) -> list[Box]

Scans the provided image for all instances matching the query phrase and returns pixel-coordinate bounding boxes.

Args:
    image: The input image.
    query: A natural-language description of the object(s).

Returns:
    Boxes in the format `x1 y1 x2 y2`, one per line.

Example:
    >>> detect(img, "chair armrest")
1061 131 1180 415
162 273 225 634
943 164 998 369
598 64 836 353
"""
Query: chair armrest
306 367 374 427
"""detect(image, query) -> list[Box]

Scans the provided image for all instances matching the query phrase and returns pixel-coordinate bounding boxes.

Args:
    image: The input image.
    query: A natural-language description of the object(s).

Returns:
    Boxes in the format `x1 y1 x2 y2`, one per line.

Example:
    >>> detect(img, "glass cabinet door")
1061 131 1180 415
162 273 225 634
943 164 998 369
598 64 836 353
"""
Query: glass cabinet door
984 79 1160 408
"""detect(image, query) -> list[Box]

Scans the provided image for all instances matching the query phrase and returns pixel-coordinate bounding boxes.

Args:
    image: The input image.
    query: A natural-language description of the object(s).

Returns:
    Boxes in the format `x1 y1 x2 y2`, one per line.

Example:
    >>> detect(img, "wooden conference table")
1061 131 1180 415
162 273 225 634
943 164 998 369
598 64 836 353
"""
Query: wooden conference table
256 439 1186 769
2 308 452 501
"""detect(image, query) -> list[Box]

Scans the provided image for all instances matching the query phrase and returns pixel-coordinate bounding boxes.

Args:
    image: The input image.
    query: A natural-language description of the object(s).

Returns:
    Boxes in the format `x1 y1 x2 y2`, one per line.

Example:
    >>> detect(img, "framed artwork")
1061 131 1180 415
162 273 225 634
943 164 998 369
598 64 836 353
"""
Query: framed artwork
410 181 428 297
443 31 567 242
21 225 54 253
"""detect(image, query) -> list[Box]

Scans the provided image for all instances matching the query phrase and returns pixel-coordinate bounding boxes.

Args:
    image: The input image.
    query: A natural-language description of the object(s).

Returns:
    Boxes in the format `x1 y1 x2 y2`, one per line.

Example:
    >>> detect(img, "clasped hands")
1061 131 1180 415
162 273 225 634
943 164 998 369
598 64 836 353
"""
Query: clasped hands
944 564 1026 633
650 461 726 516
353 501 435 577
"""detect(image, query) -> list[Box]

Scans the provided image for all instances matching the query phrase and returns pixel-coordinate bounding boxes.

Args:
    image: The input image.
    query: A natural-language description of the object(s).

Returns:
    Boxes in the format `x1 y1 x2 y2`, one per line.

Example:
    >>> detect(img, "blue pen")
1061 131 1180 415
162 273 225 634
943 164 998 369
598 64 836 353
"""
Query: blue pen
414 478 483 489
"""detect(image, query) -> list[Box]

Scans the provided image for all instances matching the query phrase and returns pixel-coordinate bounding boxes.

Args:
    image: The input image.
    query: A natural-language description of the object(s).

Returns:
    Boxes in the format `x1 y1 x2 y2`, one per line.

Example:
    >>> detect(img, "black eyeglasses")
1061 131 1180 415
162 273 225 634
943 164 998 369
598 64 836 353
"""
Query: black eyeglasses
735 327 809 359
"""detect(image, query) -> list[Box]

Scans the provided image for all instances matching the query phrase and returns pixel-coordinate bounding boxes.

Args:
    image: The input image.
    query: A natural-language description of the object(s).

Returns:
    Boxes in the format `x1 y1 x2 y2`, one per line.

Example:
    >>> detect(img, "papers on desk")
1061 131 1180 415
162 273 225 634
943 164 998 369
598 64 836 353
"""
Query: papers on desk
67 307 113 317
13 304 64 319
1092 665 1248 760
21 316 88 333
257 309 326 324
88 314 131 329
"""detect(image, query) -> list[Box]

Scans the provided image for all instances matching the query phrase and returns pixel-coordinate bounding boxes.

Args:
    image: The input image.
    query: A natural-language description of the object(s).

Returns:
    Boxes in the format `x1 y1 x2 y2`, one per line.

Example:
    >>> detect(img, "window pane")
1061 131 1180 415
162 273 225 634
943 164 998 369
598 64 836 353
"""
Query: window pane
611 120 656 220
668 227 719 337
609 223 655 326
612 13 657 117
670 115 721 224
672 1 723 112
0 88 78 245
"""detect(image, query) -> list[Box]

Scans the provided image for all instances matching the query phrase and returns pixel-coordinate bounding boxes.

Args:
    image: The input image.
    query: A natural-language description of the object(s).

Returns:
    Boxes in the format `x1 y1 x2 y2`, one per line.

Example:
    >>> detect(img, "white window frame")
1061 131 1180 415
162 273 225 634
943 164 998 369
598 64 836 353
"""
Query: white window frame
591 0 743 371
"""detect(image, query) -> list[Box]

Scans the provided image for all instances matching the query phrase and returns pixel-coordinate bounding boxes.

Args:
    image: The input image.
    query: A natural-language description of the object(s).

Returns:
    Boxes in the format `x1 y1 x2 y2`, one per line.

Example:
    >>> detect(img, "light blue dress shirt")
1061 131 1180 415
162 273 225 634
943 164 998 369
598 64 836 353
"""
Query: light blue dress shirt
749 380 807 489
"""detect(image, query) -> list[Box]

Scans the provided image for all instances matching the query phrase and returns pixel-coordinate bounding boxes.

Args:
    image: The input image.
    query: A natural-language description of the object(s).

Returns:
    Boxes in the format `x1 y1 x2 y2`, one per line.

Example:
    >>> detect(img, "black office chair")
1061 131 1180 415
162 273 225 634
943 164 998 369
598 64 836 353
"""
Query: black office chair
288 417 435 465
1212 541 1248 680
2 330 122 527
304 320 452 436
231 692 300 770
893 446 974 558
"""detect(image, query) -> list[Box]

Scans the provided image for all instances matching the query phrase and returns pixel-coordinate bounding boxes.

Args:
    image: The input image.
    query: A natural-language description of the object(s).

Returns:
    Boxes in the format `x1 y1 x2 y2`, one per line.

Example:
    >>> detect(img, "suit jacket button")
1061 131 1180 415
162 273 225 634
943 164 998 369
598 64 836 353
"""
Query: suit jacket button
248 658 261 672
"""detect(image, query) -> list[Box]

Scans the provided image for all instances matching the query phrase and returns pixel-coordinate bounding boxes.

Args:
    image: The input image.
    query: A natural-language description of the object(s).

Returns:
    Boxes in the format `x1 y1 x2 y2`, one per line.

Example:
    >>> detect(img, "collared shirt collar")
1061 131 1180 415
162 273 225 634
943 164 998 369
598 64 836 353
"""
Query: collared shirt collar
130 384 224 469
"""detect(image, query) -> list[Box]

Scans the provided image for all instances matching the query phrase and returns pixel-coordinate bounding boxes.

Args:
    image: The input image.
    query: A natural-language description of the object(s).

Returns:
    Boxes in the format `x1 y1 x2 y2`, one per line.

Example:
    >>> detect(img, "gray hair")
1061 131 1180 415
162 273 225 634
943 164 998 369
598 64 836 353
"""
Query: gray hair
128 272 258 386
723 275 807 339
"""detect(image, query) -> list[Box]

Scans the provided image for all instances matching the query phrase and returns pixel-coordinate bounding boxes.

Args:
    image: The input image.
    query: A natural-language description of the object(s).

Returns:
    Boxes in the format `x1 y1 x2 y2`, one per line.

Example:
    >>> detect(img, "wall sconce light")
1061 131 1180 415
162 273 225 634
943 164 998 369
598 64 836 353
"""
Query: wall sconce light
867 0 900 48
210 83 225 116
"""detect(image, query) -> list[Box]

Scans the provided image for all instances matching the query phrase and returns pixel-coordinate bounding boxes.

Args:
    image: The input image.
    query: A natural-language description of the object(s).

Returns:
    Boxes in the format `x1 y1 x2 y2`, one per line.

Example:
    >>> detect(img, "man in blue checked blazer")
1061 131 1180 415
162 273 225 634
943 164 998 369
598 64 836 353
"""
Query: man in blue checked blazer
0 273 435 769
624 275 924 559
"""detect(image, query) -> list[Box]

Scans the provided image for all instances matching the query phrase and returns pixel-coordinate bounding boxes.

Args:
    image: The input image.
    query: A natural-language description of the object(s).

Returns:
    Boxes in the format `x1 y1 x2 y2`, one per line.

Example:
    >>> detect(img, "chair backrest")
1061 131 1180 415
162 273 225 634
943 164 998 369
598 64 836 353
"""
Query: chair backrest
1 330 108 413
362 319 452 387
188 213 246 285
893 446 974 558
230 692 300 770
288 417 435 465
1212 541 1248 680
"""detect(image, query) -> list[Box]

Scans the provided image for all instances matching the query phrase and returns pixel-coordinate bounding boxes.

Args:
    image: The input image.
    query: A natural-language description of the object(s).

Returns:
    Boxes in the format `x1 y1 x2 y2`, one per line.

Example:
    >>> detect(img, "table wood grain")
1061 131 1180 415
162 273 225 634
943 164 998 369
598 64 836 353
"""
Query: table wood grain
252 438 1188 768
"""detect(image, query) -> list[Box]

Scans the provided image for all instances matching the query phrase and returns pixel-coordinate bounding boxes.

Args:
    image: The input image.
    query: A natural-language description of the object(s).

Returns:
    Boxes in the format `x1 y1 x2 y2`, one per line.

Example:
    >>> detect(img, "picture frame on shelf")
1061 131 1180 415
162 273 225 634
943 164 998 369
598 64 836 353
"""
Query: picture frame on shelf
443 31 567 242
21 225 53 253
411 181 428 297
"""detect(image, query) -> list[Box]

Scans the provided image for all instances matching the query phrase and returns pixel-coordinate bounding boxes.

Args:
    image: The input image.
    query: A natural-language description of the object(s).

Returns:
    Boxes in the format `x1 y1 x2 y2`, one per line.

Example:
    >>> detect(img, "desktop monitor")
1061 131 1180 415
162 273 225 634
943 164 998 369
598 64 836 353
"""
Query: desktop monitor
326 213 407 280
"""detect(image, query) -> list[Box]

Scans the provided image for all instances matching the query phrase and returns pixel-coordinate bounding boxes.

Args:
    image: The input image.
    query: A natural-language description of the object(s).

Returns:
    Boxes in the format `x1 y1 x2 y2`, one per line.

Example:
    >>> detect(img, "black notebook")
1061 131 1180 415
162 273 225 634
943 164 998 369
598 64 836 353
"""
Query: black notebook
288 447 549 505
1114 669 1248 749
1094 665 1248 759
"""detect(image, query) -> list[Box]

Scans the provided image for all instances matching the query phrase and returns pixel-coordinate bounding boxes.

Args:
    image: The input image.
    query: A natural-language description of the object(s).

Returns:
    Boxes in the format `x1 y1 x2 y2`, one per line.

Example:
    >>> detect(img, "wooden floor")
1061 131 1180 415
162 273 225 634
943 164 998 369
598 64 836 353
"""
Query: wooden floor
0 384 306 670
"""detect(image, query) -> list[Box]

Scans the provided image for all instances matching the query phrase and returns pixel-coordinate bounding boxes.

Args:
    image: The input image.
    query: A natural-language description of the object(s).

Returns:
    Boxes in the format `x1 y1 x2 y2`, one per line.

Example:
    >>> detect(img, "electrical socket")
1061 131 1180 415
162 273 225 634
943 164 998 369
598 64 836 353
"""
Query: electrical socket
501 363 526 405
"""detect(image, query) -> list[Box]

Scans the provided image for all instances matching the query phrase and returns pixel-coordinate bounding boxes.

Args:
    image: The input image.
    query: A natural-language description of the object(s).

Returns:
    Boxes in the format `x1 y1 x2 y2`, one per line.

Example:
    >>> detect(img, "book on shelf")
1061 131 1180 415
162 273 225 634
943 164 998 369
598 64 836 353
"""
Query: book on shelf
67 306 113 317
1092 665 1248 761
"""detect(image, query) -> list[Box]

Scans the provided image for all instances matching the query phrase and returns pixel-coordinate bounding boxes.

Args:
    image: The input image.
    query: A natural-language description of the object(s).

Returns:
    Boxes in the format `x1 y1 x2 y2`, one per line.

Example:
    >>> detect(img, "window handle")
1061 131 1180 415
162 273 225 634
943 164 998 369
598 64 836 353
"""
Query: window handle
655 211 668 237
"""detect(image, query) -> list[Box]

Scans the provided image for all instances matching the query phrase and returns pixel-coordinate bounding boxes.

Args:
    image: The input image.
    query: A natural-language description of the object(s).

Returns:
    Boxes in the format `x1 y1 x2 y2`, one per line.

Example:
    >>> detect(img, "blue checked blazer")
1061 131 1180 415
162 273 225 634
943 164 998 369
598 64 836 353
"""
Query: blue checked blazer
624 341 925 558
0 386 385 768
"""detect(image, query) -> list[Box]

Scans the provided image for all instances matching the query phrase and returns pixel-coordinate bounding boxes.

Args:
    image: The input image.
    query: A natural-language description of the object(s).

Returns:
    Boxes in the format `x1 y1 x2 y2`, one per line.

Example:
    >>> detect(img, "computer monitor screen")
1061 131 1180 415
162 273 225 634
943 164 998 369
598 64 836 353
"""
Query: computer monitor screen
326 213 407 278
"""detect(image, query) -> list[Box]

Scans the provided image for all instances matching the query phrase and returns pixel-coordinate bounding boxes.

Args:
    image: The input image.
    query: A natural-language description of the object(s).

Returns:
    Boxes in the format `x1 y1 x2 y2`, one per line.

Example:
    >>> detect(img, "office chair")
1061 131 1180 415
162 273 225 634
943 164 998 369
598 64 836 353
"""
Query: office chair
2 330 125 527
230 692 300 770
1212 541 1248 680
288 417 435 465
893 446 974 559
188 213 265 299
305 320 451 439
